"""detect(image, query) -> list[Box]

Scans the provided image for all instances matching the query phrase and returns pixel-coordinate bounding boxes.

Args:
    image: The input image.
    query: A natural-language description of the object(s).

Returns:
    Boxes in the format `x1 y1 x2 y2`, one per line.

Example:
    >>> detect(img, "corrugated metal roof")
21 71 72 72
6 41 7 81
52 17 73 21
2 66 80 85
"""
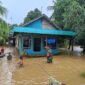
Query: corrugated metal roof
13 27 76 36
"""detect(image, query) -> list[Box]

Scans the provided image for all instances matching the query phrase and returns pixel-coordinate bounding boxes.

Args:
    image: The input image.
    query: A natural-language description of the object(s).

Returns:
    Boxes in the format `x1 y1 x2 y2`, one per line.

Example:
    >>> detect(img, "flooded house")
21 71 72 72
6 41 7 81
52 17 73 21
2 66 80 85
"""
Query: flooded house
13 15 76 56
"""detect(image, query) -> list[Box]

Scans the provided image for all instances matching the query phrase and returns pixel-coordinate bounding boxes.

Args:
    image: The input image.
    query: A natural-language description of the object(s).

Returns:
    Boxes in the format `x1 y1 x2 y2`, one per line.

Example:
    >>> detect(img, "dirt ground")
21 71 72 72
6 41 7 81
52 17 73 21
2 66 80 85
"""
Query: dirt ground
13 50 85 85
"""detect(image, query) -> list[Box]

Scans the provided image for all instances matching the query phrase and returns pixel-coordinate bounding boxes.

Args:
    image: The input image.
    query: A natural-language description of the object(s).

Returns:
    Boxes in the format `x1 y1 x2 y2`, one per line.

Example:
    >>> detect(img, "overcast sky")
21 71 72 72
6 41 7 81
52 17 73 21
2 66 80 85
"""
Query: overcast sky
1 0 53 24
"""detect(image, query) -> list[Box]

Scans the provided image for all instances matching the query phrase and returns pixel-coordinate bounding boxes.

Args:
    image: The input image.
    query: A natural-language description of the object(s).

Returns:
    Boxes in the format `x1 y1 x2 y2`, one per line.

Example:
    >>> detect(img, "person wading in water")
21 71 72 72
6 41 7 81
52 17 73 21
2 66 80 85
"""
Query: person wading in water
45 46 53 63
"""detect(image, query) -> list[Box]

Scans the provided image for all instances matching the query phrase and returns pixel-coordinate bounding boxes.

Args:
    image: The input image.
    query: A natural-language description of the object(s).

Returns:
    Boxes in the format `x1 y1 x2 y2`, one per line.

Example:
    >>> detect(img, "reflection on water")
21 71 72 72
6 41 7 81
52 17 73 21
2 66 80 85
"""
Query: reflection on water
0 47 16 85
63 46 85 57
73 46 84 57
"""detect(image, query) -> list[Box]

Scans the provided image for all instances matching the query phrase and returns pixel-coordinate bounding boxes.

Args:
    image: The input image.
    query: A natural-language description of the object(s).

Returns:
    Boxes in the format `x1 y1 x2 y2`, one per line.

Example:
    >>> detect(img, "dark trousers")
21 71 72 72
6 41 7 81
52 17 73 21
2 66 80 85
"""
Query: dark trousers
47 56 53 63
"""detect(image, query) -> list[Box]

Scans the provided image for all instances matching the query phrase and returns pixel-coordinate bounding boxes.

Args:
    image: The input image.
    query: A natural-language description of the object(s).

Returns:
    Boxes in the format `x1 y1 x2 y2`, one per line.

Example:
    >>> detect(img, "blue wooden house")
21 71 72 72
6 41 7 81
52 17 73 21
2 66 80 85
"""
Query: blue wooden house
13 15 76 56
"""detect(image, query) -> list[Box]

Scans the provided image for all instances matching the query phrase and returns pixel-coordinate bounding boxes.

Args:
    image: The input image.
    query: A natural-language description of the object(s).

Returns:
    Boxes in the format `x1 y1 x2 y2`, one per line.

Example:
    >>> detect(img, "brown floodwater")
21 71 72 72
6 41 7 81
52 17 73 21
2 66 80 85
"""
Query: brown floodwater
0 46 85 85
0 47 17 85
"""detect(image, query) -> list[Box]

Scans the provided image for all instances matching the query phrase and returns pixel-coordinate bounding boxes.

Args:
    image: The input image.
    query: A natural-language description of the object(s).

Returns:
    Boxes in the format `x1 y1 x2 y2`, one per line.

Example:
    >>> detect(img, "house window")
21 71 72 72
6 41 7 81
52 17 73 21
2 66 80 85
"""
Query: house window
23 36 31 48
44 38 56 49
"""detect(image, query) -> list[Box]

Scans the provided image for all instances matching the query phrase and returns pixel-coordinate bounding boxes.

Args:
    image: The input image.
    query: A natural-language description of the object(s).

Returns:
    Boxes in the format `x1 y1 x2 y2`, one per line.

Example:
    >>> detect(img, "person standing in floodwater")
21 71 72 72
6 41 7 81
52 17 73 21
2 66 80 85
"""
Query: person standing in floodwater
0 46 4 55
1 47 4 54
45 46 53 63
18 51 24 67
18 48 26 67
18 54 23 67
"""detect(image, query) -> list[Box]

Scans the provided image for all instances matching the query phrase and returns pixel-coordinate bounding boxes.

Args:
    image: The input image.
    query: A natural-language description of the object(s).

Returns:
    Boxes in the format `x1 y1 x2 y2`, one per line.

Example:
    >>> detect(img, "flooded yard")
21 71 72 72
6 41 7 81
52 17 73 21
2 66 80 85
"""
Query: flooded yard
0 46 85 85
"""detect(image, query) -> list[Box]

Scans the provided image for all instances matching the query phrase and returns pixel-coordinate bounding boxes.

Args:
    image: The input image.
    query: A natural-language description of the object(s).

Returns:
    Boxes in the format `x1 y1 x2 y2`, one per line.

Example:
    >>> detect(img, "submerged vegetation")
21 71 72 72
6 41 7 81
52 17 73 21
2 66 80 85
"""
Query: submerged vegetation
80 72 85 78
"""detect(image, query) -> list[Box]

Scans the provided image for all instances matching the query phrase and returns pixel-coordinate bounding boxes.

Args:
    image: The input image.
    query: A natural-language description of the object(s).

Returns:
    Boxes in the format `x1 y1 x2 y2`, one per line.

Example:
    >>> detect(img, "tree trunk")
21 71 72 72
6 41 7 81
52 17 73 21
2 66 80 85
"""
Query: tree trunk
68 39 71 49
71 39 74 51
83 45 85 53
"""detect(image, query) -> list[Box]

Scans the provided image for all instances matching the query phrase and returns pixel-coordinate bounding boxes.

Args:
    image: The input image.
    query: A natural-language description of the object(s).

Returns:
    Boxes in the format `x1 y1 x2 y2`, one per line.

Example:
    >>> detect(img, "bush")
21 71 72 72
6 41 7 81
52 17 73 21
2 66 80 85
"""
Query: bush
0 39 4 46
80 72 85 78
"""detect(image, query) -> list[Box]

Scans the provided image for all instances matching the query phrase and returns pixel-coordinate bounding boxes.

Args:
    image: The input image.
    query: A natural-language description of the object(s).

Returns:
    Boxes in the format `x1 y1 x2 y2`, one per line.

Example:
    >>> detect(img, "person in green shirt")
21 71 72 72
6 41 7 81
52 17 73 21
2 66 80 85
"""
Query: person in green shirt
45 46 53 63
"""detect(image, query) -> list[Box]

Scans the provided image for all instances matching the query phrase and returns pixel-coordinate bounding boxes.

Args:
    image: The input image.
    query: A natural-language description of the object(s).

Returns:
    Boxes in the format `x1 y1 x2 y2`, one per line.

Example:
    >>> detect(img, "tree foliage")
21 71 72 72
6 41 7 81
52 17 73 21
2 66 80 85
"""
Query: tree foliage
53 0 85 52
24 8 42 24
0 1 7 16
0 1 8 45
0 19 9 45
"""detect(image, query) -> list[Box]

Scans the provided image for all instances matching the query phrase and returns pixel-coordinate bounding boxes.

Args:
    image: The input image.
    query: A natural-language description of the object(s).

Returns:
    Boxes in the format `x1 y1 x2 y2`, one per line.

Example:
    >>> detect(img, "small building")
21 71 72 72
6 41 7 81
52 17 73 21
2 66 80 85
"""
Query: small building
13 15 76 56
8 32 16 46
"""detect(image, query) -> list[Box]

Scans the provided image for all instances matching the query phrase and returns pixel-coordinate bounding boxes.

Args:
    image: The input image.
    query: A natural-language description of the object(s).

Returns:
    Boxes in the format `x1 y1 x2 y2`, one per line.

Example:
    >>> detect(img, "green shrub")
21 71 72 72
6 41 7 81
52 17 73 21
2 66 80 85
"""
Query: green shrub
80 72 85 78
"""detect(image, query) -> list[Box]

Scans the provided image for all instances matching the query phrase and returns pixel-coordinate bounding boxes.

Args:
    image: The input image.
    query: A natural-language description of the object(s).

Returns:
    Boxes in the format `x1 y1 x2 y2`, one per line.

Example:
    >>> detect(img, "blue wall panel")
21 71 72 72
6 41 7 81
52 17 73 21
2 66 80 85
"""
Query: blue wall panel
25 19 42 29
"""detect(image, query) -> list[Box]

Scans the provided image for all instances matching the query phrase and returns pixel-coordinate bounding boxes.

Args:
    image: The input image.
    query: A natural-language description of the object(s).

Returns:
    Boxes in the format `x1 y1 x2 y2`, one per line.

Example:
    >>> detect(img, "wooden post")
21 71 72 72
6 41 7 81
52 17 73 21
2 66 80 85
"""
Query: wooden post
46 36 48 46
71 39 74 51
83 44 85 53
68 39 71 49
19 34 22 55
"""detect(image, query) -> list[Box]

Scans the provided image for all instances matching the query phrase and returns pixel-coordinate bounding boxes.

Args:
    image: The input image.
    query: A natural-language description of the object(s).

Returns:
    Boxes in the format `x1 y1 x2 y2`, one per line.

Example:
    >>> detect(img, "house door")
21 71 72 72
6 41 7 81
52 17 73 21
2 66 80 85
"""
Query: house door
34 38 41 52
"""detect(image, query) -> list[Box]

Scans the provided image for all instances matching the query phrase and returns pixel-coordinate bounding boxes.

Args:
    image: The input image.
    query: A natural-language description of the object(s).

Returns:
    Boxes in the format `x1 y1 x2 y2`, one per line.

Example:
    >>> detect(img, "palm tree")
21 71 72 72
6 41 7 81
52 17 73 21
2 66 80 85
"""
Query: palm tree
0 1 7 16
0 1 8 45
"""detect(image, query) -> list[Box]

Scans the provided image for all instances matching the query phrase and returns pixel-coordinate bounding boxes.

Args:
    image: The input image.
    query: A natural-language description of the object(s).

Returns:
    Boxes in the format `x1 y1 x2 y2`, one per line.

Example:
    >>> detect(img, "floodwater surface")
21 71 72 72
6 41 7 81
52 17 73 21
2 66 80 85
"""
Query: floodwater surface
0 47 16 85
0 46 85 85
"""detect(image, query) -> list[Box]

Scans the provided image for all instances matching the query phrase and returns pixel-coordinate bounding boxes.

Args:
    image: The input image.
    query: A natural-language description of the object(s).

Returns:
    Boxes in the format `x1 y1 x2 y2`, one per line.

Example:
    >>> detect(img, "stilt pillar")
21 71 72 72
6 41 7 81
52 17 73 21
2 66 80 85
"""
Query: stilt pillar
71 39 74 51
68 39 71 49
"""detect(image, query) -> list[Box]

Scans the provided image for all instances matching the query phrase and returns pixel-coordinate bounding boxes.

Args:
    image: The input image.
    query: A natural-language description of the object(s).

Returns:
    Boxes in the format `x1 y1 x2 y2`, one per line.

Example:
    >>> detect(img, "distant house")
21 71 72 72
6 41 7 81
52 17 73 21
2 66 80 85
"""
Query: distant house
13 14 76 56
8 32 16 46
